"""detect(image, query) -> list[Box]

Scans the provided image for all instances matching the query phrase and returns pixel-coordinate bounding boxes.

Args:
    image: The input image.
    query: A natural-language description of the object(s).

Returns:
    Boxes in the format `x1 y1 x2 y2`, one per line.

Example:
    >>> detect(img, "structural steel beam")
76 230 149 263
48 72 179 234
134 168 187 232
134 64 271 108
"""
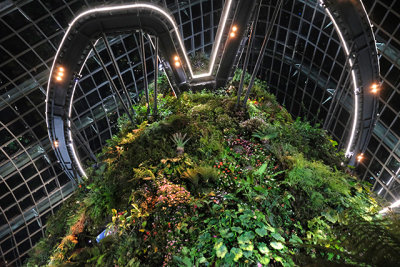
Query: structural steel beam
101 33 136 118
243 0 284 106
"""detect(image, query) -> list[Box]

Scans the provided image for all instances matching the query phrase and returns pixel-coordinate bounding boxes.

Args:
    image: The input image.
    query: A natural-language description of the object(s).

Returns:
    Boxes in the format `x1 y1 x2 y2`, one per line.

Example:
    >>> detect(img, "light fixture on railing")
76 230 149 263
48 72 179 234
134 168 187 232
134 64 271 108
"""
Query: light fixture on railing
230 24 238 38
53 139 59 148
356 153 364 162
173 55 180 67
55 66 65 82
371 83 379 94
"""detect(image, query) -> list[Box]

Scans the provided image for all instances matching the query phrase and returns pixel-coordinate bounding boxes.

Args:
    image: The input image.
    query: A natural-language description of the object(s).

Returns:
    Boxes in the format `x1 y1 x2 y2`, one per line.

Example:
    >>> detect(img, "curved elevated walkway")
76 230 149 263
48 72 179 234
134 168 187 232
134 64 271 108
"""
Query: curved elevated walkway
46 0 379 180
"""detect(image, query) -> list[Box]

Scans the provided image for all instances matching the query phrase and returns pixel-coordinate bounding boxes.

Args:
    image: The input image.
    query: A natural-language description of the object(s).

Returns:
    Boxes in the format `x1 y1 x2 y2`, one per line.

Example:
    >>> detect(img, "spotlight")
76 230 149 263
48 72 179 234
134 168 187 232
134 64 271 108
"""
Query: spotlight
54 139 59 148
371 83 379 94
55 66 65 81
357 153 364 162
173 55 180 67
230 32 236 38
232 25 238 32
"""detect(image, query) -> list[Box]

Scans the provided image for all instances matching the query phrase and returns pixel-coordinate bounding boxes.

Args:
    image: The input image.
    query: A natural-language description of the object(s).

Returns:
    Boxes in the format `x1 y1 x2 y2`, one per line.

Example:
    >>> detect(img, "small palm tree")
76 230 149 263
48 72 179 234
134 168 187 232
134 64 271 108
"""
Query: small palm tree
171 132 190 156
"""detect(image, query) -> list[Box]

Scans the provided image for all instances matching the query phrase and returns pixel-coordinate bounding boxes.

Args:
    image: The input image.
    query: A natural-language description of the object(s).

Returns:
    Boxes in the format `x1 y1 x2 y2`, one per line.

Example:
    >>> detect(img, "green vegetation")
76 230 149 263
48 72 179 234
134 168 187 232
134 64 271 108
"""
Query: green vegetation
26 72 400 267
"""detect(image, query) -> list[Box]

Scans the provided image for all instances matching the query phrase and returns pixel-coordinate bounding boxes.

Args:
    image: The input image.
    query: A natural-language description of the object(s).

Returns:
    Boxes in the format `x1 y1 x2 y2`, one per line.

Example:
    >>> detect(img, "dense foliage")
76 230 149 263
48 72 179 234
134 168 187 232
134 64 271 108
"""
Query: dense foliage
26 72 400 266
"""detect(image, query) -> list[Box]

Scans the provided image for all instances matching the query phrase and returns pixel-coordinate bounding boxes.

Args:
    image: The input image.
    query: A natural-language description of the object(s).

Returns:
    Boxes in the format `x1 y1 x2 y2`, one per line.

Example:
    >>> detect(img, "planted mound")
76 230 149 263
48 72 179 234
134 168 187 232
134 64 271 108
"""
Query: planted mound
26 76 400 267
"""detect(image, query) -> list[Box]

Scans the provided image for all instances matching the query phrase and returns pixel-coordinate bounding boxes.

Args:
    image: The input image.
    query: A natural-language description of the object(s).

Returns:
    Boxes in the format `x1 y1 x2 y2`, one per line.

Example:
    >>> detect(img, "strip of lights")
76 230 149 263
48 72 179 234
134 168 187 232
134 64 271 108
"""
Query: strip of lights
65 38 101 178
46 2 234 178
320 0 395 215
359 0 380 63
319 0 359 158
380 199 400 214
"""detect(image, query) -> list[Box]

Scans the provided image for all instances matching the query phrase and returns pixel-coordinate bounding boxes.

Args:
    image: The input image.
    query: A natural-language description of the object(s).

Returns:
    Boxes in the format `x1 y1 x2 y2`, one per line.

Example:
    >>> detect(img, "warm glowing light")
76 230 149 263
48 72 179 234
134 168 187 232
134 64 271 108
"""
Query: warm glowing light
380 199 400 214
230 32 236 38
54 139 59 148
357 153 364 162
46 1 234 179
174 56 179 61
371 83 379 94
58 72 64 77
175 61 181 67
232 25 238 32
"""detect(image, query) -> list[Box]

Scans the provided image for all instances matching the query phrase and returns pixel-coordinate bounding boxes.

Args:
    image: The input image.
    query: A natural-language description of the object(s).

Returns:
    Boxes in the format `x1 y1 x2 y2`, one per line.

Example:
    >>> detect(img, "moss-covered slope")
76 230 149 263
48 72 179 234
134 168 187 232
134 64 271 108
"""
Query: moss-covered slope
26 76 400 267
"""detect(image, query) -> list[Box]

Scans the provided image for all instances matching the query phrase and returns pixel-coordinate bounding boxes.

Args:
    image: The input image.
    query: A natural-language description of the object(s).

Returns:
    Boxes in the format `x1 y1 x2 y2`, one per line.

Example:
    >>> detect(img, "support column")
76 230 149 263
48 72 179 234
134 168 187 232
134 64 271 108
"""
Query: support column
242 0 283 107
140 31 150 116
153 36 159 117
102 33 136 117
91 42 135 124
235 2 262 109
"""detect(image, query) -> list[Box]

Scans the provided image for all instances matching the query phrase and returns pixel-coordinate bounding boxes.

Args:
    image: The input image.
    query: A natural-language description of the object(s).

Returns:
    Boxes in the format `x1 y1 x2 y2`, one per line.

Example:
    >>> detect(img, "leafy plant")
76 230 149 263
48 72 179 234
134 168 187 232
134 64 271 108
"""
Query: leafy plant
171 132 190 156
26 83 397 267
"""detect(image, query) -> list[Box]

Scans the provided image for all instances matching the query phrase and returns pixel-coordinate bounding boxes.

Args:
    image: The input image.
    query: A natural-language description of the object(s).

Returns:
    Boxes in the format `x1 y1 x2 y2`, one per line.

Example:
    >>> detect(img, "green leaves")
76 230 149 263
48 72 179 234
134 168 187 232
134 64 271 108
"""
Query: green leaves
255 227 268 237
270 241 284 250
231 226 243 234
230 247 243 262
271 232 285 242
214 239 228 258
288 234 303 244
240 242 254 251
238 231 255 244
257 243 270 255
219 228 234 239
322 209 339 223
237 231 255 251
254 162 269 177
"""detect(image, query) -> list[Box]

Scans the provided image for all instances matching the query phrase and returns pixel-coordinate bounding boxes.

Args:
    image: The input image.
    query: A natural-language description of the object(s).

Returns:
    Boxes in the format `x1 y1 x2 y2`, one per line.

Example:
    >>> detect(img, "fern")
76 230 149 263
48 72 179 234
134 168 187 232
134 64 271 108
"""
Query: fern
252 124 279 141
336 212 400 266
